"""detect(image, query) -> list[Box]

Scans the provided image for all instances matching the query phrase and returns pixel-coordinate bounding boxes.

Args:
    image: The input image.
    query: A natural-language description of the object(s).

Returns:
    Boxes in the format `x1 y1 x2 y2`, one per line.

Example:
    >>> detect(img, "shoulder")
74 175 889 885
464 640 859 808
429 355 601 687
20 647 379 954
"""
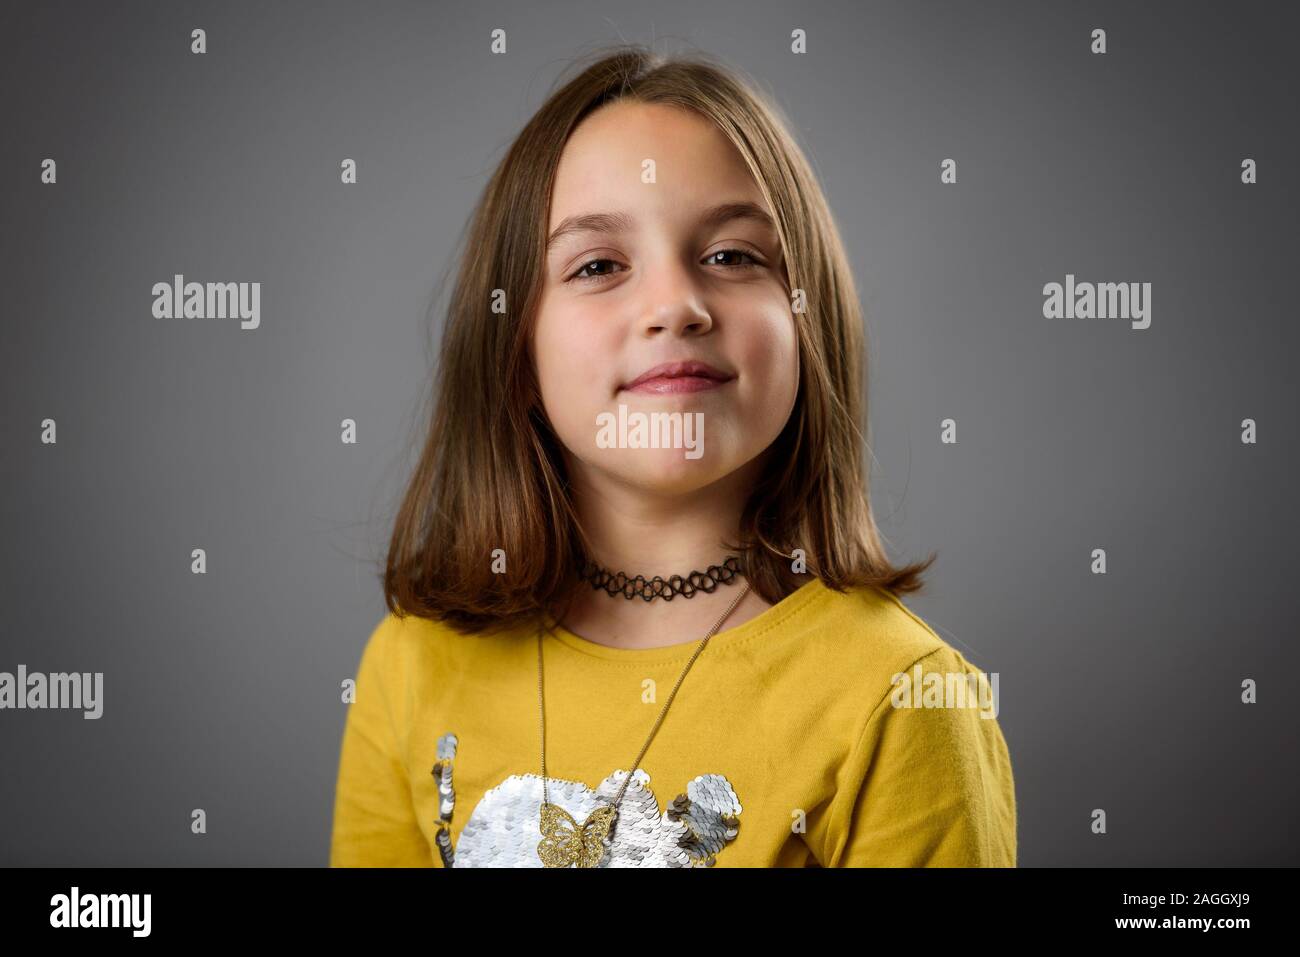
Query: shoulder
356 606 531 684
359 607 476 669
804 585 1016 865
347 608 488 736
796 580 978 703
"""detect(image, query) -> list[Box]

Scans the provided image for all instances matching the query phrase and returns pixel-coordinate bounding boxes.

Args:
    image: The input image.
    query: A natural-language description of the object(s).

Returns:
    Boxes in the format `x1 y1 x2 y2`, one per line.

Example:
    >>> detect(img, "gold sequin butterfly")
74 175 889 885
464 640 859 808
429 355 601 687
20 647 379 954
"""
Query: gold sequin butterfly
536 801 617 868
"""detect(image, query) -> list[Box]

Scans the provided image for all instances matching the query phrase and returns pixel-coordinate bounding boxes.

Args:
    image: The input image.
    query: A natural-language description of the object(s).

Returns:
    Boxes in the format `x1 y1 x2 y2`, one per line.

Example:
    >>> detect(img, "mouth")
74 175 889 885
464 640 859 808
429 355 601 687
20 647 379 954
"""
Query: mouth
620 360 736 395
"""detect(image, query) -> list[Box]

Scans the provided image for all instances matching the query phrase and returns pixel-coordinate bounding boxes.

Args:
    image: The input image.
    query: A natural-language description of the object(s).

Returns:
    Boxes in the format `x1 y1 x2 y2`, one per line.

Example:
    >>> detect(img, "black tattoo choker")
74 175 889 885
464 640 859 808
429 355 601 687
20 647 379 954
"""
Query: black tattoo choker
575 554 743 602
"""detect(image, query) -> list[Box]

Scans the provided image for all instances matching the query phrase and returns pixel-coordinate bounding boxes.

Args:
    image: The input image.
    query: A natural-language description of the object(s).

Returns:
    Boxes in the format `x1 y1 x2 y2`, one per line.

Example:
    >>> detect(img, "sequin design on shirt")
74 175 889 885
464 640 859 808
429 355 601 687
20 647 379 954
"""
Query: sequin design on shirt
430 732 458 867
429 731 742 867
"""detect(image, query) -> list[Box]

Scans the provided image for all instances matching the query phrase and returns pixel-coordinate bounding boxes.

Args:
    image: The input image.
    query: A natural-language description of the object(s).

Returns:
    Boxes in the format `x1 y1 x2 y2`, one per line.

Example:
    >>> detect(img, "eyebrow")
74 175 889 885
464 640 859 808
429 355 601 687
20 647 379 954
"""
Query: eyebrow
545 201 777 254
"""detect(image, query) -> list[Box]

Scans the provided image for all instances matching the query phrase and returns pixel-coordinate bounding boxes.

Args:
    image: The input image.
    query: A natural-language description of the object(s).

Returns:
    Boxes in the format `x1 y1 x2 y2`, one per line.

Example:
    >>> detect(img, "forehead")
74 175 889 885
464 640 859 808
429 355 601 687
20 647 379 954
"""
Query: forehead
548 100 764 223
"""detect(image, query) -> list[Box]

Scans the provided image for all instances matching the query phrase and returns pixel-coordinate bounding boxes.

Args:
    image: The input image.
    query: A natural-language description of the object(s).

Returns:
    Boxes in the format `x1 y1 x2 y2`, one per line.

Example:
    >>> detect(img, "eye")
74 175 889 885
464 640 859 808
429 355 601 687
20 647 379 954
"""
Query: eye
567 258 625 284
564 248 765 286
705 248 764 270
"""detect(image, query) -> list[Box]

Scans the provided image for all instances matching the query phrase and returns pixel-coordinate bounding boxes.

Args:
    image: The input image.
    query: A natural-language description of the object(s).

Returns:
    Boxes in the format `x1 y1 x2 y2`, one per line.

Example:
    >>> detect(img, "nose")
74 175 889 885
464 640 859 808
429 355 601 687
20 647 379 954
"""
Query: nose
635 256 713 338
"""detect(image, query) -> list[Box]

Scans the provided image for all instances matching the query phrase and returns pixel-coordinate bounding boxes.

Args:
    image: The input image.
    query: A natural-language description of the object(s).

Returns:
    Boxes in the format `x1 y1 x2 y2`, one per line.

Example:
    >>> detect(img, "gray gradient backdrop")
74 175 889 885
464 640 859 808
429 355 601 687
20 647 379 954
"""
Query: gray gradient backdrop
3 0 1296 866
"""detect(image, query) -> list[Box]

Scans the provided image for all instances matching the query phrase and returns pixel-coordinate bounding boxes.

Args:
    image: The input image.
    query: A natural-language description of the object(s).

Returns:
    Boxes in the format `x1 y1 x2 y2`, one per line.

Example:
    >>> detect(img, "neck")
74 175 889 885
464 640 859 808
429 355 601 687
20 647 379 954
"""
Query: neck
557 455 774 650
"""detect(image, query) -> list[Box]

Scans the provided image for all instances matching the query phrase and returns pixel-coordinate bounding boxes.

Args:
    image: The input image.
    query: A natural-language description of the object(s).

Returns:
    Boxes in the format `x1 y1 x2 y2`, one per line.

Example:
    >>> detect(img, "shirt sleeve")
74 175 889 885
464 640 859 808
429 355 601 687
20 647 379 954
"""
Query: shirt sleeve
823 645 1018 867
329 614 434 867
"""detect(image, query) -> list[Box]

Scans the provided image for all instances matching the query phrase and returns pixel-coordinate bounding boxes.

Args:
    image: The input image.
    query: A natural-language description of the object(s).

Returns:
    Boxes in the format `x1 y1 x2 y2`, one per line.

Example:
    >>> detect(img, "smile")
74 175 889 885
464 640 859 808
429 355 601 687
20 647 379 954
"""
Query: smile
620 359 737 395
623 375 733 395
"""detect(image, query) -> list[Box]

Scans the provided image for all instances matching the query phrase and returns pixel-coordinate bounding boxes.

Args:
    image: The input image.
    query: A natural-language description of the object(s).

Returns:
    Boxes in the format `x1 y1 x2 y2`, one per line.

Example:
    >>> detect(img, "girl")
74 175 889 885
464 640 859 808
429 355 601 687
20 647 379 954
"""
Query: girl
330 45 1016 867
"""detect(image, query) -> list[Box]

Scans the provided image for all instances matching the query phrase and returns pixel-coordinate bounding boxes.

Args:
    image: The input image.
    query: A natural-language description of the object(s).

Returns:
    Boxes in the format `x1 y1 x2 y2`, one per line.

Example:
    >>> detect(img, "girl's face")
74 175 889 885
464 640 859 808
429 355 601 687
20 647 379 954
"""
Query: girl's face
531 100 799 496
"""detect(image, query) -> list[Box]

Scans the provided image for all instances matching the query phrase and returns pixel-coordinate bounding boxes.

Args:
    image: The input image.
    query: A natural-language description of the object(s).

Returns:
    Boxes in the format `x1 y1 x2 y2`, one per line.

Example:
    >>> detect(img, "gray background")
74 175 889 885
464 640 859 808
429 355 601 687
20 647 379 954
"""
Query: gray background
2 0 1295 866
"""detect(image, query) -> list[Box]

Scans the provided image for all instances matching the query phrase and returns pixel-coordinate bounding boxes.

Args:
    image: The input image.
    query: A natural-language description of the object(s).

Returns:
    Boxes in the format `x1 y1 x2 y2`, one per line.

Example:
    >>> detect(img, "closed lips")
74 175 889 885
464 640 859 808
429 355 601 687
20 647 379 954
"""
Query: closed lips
622 361 735 391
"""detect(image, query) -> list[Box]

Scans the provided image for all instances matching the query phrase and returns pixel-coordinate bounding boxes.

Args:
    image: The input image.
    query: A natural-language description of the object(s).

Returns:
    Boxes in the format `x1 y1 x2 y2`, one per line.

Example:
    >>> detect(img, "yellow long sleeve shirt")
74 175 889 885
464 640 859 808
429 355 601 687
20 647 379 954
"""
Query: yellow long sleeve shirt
329 578 1017 867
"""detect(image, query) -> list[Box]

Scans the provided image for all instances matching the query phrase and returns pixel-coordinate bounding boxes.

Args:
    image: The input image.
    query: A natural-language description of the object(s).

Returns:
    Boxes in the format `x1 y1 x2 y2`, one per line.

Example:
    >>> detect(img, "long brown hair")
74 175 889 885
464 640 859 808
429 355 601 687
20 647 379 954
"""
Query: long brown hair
383 43 935 633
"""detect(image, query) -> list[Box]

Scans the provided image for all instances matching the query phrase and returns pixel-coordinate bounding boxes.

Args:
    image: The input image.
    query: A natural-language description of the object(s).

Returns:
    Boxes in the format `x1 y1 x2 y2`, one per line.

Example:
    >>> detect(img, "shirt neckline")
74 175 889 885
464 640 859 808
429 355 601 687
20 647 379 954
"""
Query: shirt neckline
540 577 831 664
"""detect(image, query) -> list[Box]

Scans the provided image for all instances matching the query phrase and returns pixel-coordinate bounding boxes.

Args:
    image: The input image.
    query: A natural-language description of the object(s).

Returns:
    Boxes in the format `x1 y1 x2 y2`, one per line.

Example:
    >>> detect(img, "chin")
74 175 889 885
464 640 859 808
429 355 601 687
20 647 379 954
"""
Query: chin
615 450 733 496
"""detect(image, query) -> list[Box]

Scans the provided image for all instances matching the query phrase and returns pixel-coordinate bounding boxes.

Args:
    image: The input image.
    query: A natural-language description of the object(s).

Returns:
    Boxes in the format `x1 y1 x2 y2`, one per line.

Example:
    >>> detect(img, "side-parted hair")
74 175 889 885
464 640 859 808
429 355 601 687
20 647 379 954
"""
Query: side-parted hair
384 43 935 633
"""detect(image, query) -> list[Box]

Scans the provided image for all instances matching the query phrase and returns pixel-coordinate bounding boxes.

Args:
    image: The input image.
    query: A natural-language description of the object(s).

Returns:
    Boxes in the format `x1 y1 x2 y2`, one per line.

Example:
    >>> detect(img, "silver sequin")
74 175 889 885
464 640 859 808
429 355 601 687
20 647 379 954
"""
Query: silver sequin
430 732 459 867
450 765 743 868
436 733 458 761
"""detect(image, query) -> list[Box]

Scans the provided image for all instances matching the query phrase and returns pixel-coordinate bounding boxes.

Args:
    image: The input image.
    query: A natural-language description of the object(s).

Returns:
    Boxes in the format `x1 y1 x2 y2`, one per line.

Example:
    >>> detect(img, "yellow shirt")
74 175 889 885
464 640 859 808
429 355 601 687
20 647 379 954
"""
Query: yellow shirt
330 577 1017 867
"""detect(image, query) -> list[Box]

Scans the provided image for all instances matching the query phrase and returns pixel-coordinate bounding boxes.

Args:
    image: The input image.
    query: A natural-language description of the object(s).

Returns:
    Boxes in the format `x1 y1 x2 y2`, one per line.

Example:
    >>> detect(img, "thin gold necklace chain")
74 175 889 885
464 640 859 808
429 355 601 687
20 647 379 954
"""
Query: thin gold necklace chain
537 580 753 811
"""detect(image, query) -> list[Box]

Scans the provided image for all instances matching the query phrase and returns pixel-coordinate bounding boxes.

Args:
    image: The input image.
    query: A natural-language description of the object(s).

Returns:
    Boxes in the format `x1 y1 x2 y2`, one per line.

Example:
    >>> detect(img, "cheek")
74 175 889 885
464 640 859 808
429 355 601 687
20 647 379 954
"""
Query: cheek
532 301 612 438
535 297 613 373
738 299 799 405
